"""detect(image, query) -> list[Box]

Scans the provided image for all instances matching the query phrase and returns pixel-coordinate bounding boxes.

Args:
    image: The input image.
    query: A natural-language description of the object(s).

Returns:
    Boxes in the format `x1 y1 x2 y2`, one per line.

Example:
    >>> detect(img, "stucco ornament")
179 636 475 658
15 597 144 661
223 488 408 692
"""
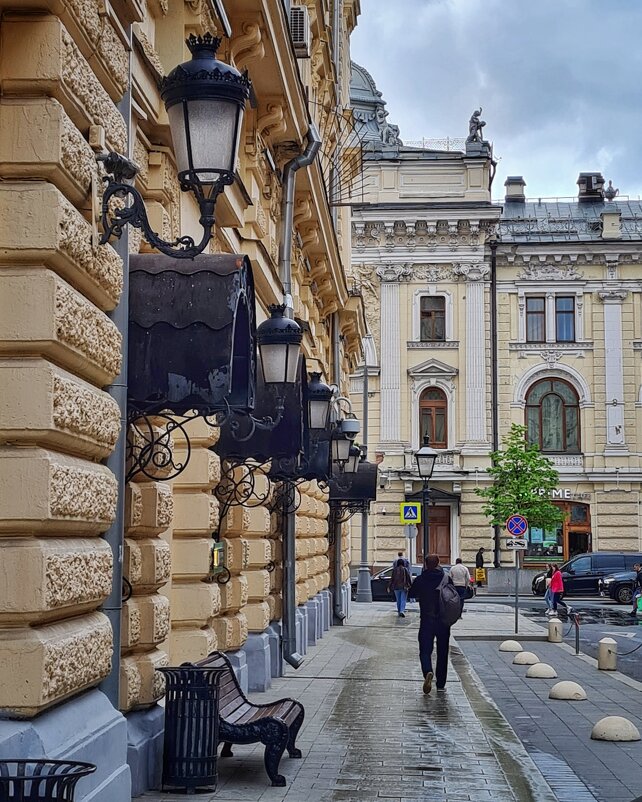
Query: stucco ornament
50 465 118 523
60 108 94 192
376 263 413 282
53 375 120 452
156 484 174 531
517 264 584 281
413 265 455 282
43 614 112 701
154 540 172 584
45 548 113 609
152 596 171 643
452 263 490 281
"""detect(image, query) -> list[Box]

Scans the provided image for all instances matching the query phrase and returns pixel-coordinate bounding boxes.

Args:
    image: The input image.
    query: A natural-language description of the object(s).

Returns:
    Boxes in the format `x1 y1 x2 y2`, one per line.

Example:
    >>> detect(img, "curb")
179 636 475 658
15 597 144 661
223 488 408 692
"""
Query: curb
553 639 642 694
455 633 548 642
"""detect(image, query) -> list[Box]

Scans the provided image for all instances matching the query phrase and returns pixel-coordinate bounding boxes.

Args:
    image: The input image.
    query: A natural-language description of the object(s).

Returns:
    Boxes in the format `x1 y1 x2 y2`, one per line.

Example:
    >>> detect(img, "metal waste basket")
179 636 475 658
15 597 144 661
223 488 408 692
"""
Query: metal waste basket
0 760 96 801
158 666 225 793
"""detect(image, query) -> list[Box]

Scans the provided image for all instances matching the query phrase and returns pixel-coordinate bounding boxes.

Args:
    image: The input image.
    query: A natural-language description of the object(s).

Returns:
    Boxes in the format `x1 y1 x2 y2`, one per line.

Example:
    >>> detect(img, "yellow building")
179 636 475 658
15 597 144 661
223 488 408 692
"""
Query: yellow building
349 68 642 583
0 0 366 795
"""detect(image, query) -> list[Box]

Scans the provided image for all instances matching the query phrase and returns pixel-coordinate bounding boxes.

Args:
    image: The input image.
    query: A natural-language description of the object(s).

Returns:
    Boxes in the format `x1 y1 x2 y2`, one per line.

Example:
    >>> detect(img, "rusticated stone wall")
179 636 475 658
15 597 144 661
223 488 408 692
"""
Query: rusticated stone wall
295 481 331 605
0 13 124 717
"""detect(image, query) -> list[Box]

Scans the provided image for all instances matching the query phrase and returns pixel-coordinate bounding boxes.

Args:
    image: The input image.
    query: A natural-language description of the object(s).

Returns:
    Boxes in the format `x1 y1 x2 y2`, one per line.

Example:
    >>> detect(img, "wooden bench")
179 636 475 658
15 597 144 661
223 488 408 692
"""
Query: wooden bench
187 651 304 787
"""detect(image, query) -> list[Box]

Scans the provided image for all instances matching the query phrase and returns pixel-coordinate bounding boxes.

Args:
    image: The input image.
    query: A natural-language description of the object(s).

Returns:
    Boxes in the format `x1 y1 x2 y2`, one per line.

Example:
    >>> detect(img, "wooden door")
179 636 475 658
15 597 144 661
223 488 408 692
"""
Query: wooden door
416 506 451 565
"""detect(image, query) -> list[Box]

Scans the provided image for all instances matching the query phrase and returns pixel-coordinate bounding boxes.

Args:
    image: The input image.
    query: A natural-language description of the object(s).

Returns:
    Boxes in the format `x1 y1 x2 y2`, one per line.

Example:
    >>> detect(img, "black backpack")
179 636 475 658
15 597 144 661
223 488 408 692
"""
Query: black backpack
438 573 462 626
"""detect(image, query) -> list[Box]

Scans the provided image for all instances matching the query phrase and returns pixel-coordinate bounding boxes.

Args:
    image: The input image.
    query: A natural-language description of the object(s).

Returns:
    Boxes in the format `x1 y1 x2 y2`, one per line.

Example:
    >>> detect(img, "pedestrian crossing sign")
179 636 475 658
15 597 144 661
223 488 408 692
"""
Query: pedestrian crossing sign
400 503 421 524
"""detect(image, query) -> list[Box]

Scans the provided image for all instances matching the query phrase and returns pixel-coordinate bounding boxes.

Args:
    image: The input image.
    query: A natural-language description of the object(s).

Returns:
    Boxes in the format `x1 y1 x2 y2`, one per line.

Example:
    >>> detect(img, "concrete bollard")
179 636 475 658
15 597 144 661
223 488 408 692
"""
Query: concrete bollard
547 617 563 643
598 637 617 671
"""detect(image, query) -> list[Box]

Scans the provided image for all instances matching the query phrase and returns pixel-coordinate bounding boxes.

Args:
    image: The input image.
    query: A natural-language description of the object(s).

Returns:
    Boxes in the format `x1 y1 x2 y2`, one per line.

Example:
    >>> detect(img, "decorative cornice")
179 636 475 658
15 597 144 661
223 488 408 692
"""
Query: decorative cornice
376 263 412 282
452 263 490 281
509 341 594 360
407 341 459 349
598 289 628 303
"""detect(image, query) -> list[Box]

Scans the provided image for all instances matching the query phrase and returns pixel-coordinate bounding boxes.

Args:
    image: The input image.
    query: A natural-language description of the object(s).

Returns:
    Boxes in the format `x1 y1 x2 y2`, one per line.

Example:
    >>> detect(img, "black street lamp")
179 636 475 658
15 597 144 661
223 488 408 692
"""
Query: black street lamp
330 430 352 471
99 33 251 259
307 372 333 431
345 444 361 475
415 435 438 561
256 305 302 385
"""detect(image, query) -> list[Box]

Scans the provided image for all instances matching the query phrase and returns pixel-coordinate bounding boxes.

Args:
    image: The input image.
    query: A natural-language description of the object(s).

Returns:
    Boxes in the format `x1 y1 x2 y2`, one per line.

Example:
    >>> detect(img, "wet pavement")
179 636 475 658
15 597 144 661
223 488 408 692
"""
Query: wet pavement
137 603 557 802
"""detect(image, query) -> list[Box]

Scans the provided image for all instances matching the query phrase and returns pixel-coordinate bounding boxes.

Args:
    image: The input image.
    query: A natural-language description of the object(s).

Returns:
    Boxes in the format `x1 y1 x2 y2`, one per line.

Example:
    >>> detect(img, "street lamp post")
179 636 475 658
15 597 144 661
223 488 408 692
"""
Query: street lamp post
415 436 438 560
355 338 374 602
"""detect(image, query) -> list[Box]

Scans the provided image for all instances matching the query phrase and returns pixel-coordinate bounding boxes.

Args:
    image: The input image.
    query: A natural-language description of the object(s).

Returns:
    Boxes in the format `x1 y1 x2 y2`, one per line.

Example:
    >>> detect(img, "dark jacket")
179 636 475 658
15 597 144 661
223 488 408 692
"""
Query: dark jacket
409 567 450 620
635 569 642 590
475 550 485 569
388 564 412 592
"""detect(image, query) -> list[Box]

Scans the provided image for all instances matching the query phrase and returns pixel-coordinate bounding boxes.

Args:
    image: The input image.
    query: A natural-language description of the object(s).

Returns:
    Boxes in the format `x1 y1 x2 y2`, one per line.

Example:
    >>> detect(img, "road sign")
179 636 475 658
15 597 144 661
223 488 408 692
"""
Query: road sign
506 514 528 537
505 537 528 550
400 502 421 524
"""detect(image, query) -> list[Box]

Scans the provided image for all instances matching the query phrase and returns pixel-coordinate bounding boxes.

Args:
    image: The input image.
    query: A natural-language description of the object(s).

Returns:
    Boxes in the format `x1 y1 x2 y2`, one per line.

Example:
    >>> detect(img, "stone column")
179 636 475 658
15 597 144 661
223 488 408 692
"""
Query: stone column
599 290 628 452
455 263 489 447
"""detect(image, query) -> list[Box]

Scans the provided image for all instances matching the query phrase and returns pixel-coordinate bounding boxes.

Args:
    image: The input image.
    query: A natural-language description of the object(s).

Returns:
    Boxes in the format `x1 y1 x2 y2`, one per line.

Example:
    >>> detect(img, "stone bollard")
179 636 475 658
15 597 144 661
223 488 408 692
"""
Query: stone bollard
598 637 617 671
547 617 563 643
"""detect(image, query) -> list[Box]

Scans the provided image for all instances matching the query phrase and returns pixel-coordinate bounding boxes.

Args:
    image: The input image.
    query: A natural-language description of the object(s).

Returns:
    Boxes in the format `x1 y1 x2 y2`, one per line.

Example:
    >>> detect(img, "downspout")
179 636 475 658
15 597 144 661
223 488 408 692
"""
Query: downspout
490 237 501 569
279 125 321 668
332 313 346 622
100 27 132 705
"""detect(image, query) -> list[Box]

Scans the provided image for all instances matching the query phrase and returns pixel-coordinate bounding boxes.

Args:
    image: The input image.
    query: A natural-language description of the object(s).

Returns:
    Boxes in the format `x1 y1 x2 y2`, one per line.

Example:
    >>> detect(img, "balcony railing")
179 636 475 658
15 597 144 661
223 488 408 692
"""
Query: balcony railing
547 454 583 467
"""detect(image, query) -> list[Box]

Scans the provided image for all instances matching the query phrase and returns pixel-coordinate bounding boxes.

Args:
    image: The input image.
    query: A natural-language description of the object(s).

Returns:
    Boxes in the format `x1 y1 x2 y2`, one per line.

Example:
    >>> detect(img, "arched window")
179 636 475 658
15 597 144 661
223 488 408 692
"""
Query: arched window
525 379 580 453
419 387 447 448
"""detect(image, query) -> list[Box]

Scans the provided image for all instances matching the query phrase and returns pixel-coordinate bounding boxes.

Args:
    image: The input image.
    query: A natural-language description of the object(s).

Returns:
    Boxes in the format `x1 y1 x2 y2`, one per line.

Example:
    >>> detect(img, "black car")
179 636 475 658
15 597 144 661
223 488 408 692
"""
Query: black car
351 564 474 602
532 552 642 597
599 571 638 605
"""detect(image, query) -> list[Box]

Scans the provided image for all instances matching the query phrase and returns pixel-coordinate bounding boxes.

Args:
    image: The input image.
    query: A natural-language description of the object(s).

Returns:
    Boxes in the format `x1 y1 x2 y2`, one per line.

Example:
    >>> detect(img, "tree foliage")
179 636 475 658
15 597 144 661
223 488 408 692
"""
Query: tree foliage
475 424 565 530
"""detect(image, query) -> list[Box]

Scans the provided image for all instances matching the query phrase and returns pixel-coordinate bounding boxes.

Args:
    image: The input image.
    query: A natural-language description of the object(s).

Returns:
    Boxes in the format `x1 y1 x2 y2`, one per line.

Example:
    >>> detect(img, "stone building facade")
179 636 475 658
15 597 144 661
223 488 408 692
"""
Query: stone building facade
349 66 642 578
0 1 365 797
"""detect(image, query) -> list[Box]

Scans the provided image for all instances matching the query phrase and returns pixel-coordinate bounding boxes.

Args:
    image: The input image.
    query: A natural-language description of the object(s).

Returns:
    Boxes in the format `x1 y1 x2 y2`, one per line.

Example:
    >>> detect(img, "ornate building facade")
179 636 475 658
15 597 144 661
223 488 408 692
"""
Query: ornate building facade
349 66 642 578
0 1 366 797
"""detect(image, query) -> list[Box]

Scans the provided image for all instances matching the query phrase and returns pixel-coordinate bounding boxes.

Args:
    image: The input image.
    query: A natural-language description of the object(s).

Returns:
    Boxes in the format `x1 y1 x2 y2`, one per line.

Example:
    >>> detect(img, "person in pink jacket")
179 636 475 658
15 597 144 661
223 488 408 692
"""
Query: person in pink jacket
550 566 570 617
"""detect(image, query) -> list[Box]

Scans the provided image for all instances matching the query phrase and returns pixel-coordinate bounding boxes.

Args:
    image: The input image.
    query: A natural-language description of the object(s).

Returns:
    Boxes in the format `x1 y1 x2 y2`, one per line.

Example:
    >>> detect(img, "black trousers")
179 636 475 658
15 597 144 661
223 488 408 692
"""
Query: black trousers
418 618 450 688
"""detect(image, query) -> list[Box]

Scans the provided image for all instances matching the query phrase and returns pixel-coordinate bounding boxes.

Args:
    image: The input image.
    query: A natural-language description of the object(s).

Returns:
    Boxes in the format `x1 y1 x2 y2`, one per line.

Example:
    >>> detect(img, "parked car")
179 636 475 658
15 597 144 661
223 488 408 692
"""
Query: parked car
532 552 642 597
599 571 638 605
351 564 475 602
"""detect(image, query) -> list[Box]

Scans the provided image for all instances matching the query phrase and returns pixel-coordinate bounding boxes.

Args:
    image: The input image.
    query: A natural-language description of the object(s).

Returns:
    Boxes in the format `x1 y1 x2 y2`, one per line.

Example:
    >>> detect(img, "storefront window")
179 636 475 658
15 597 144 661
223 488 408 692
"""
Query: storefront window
523 500 591 564
525 525 564 564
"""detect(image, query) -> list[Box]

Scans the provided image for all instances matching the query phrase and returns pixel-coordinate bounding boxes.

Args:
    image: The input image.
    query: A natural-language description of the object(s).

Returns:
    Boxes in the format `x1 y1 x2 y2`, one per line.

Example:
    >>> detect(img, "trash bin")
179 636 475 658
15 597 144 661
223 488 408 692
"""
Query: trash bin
0 760 96 801
158 666 225 793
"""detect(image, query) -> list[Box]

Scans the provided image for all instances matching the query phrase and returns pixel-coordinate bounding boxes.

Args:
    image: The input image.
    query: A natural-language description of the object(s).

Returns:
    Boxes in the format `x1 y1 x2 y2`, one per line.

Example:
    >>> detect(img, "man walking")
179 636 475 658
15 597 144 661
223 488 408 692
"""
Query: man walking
629 562 642 616
408 554 458 694
392 550 410 569
450 557 470 611
475 547 485 588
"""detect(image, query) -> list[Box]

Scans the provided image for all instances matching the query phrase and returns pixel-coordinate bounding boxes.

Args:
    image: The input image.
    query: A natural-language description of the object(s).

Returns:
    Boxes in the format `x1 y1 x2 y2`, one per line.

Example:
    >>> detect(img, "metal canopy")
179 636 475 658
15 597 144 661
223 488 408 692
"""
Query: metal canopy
328 461 378 503
128 254 256 416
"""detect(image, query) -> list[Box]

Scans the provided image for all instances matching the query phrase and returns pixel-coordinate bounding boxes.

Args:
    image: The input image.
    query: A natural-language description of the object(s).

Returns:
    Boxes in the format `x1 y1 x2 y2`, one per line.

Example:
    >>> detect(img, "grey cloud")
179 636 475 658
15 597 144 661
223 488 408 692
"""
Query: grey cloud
351 0 642 198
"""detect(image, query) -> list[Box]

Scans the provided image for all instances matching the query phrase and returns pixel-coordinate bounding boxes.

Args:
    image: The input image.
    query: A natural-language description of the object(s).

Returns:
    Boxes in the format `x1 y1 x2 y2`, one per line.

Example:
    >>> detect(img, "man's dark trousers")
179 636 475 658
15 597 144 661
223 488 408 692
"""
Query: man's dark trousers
418 617 450 687
455 586 466 611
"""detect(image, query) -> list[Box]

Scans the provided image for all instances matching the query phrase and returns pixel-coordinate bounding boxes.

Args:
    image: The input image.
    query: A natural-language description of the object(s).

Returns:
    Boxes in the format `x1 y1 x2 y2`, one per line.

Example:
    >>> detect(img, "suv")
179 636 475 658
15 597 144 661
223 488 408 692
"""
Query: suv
532 552 642 597
599 571 640 605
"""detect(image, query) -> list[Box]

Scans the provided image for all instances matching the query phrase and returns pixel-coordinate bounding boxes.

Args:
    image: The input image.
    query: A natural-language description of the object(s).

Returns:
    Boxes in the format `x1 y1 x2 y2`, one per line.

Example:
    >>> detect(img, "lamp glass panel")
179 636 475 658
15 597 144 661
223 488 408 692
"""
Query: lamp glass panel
285 343 300 384
331 436 350 462
417 453 437 478
345 452 360 473
259 343 287 385
309 399 330 430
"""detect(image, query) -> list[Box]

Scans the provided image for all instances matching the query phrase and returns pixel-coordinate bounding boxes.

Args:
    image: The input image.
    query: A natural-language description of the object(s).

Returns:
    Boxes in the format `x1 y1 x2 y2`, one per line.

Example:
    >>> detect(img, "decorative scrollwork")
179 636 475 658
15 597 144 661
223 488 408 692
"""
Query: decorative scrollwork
126 411 198 484
328 499 370 529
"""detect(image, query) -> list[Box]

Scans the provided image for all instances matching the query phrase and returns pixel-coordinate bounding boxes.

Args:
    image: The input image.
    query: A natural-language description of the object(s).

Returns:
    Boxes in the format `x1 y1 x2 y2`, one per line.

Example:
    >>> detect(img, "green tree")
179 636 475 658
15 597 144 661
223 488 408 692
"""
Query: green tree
475 424 564 530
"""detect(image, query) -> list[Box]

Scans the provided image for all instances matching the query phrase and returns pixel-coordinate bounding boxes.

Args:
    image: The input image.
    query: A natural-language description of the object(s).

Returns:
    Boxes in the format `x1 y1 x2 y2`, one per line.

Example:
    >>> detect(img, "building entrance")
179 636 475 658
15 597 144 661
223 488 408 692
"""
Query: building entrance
525 501 591 565
417 506 450 565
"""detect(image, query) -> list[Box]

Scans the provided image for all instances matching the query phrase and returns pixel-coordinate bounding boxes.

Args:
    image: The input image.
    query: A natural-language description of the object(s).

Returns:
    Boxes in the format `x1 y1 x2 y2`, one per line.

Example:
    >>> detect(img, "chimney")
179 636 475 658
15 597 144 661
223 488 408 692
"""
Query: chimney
504 176 526 202
601 209 621 239
577 172 605 202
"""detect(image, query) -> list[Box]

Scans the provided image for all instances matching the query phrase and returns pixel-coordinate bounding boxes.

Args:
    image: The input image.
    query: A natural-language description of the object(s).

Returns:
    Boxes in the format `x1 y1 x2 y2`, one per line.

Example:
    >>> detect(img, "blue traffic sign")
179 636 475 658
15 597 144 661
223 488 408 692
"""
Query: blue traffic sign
400 503 421 524
506 514 528 536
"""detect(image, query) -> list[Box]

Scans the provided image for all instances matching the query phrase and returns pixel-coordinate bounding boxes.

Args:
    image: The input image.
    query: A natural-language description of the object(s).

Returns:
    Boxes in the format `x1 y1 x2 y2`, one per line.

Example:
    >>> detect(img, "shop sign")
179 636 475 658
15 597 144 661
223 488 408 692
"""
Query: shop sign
535 488 591 501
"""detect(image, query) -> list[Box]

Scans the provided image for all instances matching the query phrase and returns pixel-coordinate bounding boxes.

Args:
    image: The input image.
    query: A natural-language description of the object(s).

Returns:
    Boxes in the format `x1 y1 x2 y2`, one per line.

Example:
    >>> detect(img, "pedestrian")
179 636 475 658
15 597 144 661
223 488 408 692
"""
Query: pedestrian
388 558 412 617
628 562 642 616
475 547 485 588
544 563 554 613
550 564 570 617
450 557 470 611
392 550 410 569
408 554 461 694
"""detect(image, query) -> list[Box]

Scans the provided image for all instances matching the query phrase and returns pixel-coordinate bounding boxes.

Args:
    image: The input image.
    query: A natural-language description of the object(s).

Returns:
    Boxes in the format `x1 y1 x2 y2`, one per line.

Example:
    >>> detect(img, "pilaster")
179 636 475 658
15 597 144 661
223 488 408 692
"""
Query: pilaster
599 290 628 453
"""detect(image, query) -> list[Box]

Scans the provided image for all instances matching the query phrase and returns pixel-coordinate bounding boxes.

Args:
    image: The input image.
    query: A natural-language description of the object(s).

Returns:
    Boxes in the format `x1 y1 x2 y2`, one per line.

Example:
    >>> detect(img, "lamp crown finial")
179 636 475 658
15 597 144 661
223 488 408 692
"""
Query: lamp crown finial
186 32 222 56
268 303 287 317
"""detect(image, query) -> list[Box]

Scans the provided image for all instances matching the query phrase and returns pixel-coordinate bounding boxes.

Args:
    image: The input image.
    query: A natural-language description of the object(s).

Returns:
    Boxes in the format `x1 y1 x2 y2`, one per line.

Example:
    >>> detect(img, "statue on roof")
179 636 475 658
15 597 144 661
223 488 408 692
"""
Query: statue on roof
466 108 487 144
375 104 402 146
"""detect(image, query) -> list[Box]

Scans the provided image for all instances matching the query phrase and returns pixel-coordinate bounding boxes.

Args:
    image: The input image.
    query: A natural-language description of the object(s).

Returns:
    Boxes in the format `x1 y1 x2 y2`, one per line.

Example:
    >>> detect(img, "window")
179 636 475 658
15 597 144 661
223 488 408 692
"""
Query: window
419 387 447 448
526 296 546 342
555 296 575 342
420 296 445 341
569 555 591 574
525 379 580 453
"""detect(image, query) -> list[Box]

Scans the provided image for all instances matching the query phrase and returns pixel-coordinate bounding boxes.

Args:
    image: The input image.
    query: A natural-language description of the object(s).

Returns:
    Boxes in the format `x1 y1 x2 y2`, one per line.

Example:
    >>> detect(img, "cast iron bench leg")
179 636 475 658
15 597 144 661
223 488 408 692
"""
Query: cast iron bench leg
261 721 289 786
287 708 304 758
221 742 234 758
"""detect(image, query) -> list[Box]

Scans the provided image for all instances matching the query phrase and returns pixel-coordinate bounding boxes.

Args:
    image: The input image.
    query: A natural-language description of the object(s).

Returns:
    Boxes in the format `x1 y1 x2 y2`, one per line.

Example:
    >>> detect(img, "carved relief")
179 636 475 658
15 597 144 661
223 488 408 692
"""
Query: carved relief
45 548 113 608
154 540 172 584
230 20 265 68
52 375 120 451
156 484 174 531
517 264 584 281
60 109 94 192
412 265 455 282
96 18 128 94
61 28 126 152
125 539 142 584
50 465 118 523
55 282 123 379
59 195 123 306
133 26 164 77
43 614 112 701
120 659 140 709
376 263 412 282
126 483 143 530
152 595 171 643
258 101 287 141
127 604 141 646
452 263 490 281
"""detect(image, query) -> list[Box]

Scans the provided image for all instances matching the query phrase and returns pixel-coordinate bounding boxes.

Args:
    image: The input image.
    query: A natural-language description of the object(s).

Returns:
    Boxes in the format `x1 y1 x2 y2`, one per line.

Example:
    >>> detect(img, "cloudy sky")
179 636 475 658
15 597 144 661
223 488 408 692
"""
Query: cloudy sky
350 0 642 200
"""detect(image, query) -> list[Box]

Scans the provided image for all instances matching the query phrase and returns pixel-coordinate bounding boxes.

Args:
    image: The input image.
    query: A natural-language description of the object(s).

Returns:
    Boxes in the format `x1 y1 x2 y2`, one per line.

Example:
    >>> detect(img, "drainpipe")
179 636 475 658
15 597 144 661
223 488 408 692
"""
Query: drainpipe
332 313 346 623
489 236 501 569
100 28 132 706
279 123 321 318
279 125 321 668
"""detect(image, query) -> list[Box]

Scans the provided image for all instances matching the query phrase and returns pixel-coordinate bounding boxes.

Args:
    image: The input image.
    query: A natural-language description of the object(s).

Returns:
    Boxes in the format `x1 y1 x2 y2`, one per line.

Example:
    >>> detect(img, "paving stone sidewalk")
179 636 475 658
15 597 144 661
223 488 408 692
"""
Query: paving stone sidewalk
460 639 642 802
137 603 556 802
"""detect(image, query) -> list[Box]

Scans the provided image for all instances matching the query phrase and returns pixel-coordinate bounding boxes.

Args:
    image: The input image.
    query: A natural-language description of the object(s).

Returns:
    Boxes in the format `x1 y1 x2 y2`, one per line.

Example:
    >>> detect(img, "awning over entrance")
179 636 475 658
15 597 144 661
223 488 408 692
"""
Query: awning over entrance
128 254 256 416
